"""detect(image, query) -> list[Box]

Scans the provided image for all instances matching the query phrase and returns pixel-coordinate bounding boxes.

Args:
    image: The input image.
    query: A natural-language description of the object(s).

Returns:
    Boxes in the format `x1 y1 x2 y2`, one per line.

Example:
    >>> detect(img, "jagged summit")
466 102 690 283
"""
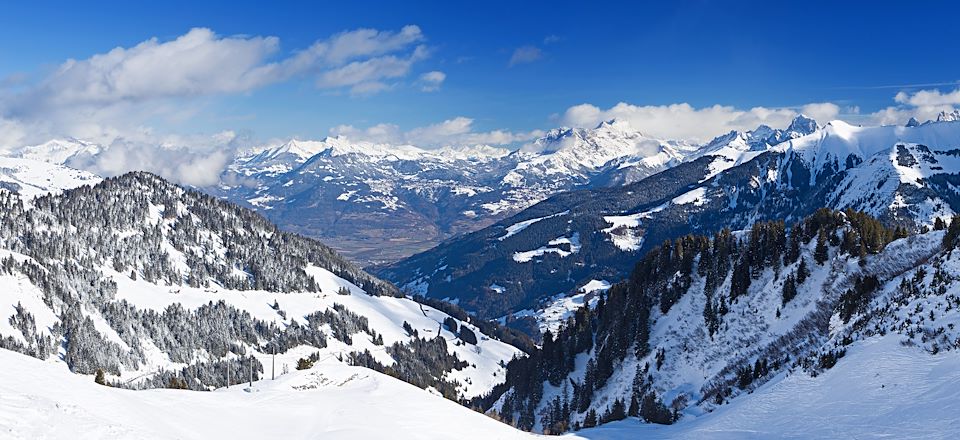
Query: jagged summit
786 113 819 134
937 109 960 122
700 114 821 158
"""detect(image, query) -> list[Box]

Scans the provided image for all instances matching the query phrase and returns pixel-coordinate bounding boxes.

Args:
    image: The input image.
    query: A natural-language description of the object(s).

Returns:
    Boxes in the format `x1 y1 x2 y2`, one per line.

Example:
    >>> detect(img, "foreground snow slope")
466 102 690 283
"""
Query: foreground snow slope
5 334 957 439
577 336 960 439
0 349 537 440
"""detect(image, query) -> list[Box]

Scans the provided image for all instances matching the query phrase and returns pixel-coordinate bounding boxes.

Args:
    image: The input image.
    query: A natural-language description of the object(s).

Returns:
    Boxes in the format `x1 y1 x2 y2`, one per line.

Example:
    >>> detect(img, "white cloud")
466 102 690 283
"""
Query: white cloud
16 28 280 111
0 117 27 152
7 26 431 116
558 90 957 143
509 46 543 66
560 102 814 142
0 25 440 183
2 25 434 137
329 123 403 144
894 88 960 106
316 46 429 95
63 130 248 187
799 102 841 122
318 25 424 65
331 117 542 147
866 87 960 125
419 71 446 92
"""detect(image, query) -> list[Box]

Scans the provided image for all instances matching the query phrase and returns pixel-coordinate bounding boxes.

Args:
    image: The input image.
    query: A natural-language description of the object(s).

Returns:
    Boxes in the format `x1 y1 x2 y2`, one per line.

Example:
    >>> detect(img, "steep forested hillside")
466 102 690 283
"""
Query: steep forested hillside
480 209 960 433
0 172 524 400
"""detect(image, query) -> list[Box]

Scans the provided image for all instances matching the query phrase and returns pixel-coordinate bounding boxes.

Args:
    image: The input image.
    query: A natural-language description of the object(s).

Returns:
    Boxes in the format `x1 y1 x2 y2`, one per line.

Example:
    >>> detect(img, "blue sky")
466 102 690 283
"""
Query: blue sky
1 0 959 149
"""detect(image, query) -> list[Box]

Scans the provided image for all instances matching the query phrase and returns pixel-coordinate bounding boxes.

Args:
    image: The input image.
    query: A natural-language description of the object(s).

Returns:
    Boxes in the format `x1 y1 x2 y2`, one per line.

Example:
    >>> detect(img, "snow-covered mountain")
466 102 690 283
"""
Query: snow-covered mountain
482 209 960 435
6 117 823 266
0 172 524 402
11 138 103 166
0 156 101 198
378 116 960 323
210 120 703 265
5 197 960 438
510 119 698 188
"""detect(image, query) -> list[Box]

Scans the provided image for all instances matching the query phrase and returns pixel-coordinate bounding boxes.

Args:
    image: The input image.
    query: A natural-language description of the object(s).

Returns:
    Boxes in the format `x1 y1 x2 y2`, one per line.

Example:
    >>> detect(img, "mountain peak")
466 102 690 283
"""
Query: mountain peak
937 109 960 122
906 117 922 127
594 118 635 132
13 138 103 165
787 114 819 135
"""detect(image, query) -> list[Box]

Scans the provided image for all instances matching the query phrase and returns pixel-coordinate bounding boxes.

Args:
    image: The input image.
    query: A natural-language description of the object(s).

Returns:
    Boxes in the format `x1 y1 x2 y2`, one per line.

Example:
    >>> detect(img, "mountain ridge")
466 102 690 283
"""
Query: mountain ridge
10 116 817 266
377 117 960 323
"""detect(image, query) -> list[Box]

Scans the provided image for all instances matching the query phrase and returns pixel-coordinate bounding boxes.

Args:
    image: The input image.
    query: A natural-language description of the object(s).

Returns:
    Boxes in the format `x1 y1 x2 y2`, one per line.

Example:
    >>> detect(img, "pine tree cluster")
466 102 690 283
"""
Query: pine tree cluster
481 208 906 433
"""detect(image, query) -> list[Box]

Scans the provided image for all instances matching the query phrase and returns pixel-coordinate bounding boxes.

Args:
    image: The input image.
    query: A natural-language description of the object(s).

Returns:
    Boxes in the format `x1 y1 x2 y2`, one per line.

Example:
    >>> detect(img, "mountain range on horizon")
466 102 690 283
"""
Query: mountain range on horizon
6 112 839 266
8 3 960 438
4 112 960 438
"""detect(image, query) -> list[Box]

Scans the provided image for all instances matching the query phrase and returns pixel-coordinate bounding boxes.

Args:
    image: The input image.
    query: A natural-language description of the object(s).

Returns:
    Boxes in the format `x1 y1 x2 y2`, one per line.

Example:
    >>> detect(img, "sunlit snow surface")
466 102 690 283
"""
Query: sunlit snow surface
0 349 538 440
5 335 956 439
0 156 100 198
577 336 960 439
0 260 520 400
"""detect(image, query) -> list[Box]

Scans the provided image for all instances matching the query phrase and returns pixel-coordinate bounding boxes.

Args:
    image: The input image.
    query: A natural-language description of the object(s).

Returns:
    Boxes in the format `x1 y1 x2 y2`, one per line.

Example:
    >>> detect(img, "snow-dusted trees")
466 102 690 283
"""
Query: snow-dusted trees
0 172 494 395
483 208 907 433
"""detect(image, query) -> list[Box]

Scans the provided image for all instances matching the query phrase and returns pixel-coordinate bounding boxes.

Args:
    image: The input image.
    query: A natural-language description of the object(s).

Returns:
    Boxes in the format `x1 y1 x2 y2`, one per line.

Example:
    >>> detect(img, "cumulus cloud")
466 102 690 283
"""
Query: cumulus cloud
317 45 429 95
799 102 841 123
894 88 960 106
0 25 441 184
558 89 957 143
12 28 279 113
418 71 446 92
6 25 430 117
0 117 28 152
866 87 960 125
331 116 543 147
63 130 249 187
509 46 543 66
559 102 817 142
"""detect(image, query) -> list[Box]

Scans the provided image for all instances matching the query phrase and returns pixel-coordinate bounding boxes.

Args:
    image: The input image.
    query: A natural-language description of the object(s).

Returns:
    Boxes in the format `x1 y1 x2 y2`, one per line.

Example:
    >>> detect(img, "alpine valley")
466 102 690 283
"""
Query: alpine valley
13 119 698 266
7 3 960 438
3 112 960 438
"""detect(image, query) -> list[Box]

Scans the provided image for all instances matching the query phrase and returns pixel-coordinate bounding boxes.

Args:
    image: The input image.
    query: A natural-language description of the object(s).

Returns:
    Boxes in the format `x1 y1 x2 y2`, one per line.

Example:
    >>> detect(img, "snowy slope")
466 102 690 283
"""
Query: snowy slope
0 348 539 440
485 207 960 435
0 172 521 401
11 138 103 165
6 330 958 439
0 156 101 198
83 263 520 398
579 336 960 439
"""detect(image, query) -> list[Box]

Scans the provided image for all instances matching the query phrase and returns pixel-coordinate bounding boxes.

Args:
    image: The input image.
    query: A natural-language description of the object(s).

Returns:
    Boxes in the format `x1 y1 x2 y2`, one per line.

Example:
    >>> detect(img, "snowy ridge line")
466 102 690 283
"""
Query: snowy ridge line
0 171 523 402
